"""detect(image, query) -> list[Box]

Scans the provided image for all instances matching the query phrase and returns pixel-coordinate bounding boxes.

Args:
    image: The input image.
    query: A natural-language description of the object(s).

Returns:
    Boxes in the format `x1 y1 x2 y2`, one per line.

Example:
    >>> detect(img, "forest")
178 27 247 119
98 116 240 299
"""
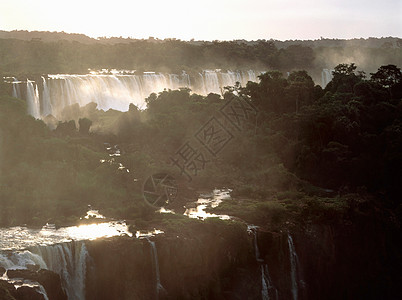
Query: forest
0 62 401 233
0 30 401 298
0 33 401 77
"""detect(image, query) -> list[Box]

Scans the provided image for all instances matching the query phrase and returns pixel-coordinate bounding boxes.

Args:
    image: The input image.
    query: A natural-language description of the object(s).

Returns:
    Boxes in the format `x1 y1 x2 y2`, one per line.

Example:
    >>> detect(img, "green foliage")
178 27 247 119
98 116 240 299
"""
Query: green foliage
1 61 401 229
370 64 401 89
0 38 309 74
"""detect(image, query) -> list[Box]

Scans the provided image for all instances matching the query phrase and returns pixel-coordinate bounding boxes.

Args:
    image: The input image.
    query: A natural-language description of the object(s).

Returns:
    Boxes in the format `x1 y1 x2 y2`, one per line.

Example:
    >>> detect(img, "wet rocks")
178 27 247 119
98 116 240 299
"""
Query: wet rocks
7 269 67 300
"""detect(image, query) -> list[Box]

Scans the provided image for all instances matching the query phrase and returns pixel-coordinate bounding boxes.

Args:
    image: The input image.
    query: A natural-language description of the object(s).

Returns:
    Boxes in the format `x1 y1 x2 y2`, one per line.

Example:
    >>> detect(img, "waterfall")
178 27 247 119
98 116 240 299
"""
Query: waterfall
0 251 47 270
203 70 221 95
146 238 164 298
0 251 49 299
31 241 89 300
37 284 50 300
27 80 40 119
321 69 334 87
17 70 260 118
288 234 298 300
261 265 269 300
26 80 41 118
248 226 278 300
261 264 278 300
41 76 52 117
12 78 21 99
248 225 263 262
247 70 257 82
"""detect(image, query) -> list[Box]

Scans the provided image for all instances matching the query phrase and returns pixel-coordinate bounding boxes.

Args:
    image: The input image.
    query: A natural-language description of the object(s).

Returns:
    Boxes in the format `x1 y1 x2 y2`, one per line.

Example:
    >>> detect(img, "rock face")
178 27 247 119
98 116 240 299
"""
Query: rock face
0 279 45 300
7 269 67 300
292 222 401 300
0 280 16 300
85 222 260 300
256 221 401 300
13 286 45 300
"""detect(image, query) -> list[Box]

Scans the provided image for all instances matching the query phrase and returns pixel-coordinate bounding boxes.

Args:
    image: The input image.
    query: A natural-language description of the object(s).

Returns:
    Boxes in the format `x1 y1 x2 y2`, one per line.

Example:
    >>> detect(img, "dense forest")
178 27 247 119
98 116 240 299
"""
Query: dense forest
0 31 401 78
0 62 401 231
0 31 401 298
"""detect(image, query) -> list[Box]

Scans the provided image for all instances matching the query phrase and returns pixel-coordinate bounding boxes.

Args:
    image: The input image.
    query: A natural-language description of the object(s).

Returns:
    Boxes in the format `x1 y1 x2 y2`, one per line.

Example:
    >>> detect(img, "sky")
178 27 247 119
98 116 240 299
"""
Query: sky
0 0 401 41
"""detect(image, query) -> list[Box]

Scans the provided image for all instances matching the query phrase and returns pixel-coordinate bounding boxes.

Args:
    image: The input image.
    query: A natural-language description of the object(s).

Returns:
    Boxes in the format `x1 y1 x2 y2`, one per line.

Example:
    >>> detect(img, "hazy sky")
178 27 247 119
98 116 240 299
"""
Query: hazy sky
0 0 401 40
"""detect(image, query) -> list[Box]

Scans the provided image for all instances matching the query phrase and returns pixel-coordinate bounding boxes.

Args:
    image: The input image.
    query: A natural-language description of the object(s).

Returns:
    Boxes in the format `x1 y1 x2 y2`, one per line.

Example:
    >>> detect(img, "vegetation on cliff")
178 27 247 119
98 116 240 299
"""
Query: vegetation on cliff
0 63 401 234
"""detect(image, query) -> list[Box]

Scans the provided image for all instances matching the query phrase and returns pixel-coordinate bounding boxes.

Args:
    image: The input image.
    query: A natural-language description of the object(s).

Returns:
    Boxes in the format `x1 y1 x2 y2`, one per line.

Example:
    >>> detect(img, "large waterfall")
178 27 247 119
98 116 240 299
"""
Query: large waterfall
248 225 278 300
11 70 259 119
146 238 164 299
321 69 334 87
26 80 41 119
0 218 132 300
31 241 89 300
0 241 88 300
288 234 299 300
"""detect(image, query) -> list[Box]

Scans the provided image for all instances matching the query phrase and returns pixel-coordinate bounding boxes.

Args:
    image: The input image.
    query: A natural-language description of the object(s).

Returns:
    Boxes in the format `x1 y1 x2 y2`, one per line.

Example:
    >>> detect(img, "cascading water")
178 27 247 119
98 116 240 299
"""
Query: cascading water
26 80 41 119
146 238 164 299
0 241 88 300
261 264 278 300
288 234 298 300
321 69 334 87
12 78 21 99
41 76 52 117
11 70 259 118
0 251 49 299
0 250 47 270
0 213 132 300
31 241 88 300
248 226 278 300
261 264 270 300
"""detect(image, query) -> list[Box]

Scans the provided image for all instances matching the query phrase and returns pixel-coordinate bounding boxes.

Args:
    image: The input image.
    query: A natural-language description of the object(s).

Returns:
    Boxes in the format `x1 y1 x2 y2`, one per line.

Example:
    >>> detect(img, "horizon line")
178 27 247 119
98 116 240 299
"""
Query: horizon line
1 29 400 43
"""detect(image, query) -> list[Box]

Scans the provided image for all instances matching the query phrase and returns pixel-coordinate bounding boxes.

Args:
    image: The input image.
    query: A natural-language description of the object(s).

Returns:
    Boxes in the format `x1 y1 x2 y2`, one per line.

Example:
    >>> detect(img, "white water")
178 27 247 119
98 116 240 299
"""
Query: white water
321 69 334 87
7 277 50 300
248 225 279 300
146 238 164 298
248 225 263 262
184 188 232 220
288 234 298 300
0 242 88 300
15 70 259 118
11 78 21 99
0 221 132 251
26 80 41 118
41 76 52 117
32 241 88 300
0 210 133 300
261 264 270 300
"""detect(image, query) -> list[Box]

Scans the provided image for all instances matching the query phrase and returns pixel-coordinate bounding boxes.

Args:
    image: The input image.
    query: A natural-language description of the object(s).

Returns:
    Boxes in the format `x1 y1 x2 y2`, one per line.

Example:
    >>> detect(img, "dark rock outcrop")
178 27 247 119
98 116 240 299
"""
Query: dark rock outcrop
255 221 401 300
86 221 259 300
14 286 45 300
7 269 67 300
0 280 16 300
0 279 46 300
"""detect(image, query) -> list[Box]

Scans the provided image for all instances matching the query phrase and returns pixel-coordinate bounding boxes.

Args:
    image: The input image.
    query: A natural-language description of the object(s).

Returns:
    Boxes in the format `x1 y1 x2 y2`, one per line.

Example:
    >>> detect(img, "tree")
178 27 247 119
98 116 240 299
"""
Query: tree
333 63 357 76
286 71 316 112
326 63 364 94
55 120 76 136
370 65 401 89
78 117 92 135
246 71 288 113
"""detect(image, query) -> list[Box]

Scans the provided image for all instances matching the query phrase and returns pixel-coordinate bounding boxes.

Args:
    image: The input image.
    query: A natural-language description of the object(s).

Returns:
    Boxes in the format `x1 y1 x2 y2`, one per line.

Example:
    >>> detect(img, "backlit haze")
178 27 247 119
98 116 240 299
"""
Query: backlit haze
0 0 401 40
